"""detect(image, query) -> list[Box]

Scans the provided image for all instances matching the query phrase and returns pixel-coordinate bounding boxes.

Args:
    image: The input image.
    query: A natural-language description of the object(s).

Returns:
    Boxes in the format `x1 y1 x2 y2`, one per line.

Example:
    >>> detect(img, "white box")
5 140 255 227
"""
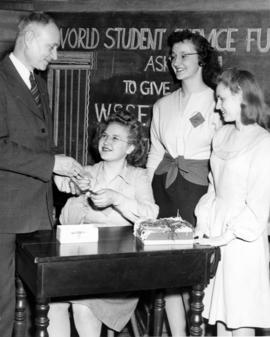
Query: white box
58 242 98 256
56 224 98 243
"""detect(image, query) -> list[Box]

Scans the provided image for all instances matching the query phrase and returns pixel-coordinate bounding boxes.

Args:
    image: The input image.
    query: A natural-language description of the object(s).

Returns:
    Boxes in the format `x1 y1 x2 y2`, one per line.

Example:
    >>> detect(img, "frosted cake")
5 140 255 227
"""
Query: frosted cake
134 217 194 245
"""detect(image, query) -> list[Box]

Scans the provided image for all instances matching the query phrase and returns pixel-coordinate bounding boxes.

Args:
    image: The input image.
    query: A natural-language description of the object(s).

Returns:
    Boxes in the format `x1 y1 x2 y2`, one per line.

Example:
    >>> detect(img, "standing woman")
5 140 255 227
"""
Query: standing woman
195 68 270 336
147 29 222 335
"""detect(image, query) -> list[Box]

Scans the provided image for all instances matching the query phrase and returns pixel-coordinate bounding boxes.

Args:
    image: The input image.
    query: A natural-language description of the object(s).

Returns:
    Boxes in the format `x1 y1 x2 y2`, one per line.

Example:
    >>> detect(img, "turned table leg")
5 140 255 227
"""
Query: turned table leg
190 284 204 336
35 299 50 337
14 276 27 337
150 289 165 337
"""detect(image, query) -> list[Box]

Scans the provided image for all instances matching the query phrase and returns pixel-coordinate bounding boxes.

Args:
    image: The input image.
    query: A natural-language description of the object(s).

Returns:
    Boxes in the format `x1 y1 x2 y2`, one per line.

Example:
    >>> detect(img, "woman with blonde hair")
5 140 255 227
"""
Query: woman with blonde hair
195 68 270 336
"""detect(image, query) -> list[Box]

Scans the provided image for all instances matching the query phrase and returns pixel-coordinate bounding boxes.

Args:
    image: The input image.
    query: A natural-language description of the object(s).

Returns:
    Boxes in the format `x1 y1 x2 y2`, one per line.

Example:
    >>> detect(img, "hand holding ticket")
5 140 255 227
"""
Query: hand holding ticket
71 170 93 193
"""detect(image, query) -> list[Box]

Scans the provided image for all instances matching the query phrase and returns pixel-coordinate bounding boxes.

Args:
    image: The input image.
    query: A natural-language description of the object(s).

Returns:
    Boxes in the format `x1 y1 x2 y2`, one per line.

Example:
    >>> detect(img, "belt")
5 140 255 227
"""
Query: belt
154 152 209 188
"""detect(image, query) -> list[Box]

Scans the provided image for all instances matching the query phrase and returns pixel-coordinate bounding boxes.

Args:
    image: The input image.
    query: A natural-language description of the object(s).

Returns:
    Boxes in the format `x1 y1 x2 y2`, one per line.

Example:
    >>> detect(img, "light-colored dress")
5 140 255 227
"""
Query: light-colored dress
59 161 159 331
195 123 270 329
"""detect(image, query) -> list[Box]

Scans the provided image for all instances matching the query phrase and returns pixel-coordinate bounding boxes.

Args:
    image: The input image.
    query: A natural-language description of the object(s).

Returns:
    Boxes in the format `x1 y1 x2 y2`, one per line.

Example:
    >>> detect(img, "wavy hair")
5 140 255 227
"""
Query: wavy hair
167 29 221 89
95 109 147 167
217 68 270 129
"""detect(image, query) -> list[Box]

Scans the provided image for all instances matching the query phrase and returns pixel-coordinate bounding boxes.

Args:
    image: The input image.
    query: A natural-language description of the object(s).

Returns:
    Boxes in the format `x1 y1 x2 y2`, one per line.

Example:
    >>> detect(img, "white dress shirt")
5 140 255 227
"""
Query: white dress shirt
9 53 31 89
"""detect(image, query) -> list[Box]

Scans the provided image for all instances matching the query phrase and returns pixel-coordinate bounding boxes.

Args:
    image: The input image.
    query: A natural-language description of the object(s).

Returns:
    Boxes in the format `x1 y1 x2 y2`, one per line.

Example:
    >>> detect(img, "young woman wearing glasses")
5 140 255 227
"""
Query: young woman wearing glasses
48 109 158 337
147 29 222 336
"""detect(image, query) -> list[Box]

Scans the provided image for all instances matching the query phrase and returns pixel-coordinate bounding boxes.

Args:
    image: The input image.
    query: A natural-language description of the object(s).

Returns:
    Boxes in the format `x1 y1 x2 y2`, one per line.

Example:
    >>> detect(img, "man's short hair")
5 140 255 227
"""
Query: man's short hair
17 12 55 36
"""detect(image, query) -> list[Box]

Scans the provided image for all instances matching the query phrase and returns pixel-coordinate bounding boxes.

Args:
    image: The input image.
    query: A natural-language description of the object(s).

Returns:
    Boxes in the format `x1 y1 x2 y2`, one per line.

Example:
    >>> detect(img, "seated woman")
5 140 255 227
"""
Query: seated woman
48 109 159 337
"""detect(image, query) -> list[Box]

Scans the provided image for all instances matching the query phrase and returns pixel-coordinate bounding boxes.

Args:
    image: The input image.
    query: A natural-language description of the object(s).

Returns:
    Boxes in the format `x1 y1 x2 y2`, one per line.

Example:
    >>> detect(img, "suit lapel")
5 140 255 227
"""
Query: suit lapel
2 56 45 121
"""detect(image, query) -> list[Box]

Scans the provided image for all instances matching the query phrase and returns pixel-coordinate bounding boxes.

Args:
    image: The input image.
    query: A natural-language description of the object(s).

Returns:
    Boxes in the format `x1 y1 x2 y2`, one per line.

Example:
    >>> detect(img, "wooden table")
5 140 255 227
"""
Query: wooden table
15 226 220 337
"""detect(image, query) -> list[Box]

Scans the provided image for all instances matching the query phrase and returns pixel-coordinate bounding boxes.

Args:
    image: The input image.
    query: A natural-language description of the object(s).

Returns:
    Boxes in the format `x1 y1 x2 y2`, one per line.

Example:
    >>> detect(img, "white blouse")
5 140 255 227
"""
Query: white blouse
60 162 159 226
147 87 221 179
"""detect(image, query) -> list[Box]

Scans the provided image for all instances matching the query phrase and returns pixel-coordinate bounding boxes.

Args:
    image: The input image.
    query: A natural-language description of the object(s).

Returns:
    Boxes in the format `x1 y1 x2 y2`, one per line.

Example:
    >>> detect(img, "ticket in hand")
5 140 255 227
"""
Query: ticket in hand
71 175 92 193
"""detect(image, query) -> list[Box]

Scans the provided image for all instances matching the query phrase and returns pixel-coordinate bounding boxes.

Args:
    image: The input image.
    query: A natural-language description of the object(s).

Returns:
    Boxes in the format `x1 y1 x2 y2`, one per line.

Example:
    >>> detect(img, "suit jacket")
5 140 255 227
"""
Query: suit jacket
0 55 55 233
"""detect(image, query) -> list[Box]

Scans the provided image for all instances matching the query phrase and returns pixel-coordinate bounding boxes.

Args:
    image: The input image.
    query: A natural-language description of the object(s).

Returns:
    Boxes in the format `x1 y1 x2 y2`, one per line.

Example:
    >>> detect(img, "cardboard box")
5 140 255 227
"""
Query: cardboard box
56 224 98 243
58 242 98 256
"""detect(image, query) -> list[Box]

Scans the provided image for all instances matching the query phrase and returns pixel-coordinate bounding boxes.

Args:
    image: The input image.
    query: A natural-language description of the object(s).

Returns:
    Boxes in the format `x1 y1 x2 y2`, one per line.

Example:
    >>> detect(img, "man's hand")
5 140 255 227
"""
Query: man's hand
53 154 83 177
53 175 80 194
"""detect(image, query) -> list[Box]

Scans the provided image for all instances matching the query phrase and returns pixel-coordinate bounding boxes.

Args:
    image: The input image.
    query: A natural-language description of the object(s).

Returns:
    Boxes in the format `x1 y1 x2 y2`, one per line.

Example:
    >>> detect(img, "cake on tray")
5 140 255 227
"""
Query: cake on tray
134 217 194 245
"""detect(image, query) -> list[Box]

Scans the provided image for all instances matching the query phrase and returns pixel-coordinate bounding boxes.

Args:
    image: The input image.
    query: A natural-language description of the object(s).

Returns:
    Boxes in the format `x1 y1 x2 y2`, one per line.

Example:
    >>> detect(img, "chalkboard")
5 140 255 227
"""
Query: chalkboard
48 11 270 164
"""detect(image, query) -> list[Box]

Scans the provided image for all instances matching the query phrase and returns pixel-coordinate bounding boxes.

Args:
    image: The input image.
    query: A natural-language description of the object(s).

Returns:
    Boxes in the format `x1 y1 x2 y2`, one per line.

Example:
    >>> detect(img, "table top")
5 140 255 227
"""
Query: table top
16 226 215 261
16 226 220 299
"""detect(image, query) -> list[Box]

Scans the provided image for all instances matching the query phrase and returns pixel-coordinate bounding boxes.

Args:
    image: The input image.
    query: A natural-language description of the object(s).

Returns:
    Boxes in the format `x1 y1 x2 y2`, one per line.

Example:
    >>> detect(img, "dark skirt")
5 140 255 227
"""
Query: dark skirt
152 171 208 226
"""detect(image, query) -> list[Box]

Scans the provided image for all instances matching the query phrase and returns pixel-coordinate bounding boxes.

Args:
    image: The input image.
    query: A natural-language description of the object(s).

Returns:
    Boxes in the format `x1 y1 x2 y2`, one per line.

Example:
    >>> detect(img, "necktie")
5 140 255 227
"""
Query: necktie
29 73 41 109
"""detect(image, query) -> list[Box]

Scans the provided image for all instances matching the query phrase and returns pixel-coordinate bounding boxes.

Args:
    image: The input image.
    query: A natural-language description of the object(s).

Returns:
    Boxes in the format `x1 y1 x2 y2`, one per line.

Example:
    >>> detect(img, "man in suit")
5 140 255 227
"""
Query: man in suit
0 12 83 337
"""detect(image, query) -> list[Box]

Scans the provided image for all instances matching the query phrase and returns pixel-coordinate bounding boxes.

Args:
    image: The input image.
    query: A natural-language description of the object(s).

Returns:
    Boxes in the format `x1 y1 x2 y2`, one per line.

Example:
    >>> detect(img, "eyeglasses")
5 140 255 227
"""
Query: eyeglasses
100 133 129 144
168 53 198 63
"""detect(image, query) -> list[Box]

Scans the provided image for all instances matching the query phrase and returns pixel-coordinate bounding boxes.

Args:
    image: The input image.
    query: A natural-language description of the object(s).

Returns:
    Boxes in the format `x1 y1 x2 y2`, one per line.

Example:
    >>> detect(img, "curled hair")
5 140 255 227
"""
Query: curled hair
167 29 221 89
17 12 55 37
217 68 270 128
95 109 147 167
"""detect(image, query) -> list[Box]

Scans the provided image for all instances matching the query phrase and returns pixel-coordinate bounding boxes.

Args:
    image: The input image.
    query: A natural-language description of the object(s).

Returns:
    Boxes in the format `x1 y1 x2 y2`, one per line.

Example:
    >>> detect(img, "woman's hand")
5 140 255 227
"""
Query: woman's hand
71 176 92 193
89 188 120 208
194 228 207 240
195 229 236 247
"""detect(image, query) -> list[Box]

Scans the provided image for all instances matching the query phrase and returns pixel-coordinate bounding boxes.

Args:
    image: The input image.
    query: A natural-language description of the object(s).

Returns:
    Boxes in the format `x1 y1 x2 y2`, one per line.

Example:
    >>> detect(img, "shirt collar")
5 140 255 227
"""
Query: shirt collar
118 161 131 184
98 160 131 185
9 52 31 89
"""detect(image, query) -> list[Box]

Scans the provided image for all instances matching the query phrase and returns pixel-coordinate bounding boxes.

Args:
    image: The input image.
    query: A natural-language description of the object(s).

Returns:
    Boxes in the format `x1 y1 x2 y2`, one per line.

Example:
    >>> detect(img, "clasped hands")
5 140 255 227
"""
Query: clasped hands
194 228 236 247
53 155 121 205
72 175 120 208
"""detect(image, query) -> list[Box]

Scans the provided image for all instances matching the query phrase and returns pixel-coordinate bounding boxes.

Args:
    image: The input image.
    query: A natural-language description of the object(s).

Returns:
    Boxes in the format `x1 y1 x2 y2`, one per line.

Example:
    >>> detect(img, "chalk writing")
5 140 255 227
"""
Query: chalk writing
140 81 171 96
144 55 169 72
123 80 137 94
104 28 166 50
94 102 151 124
123 79 170 96
176 28 238 52
246 28 270 52
59 26 270 54
60 27 100 49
